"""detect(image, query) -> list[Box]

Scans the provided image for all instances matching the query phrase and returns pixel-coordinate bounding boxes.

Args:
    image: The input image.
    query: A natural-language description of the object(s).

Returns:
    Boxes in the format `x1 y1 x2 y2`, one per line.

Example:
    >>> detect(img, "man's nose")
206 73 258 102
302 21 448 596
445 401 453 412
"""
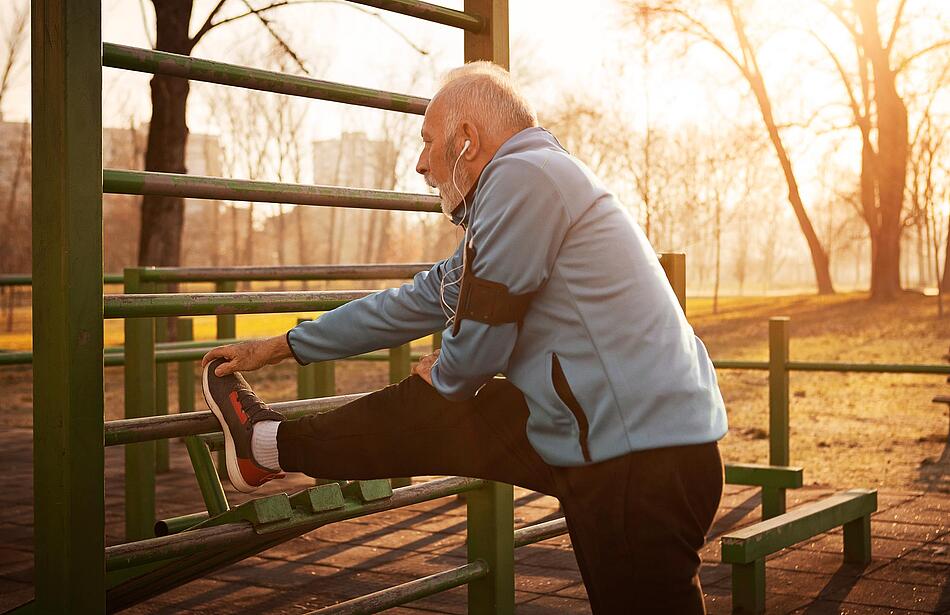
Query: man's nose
415 150 427 176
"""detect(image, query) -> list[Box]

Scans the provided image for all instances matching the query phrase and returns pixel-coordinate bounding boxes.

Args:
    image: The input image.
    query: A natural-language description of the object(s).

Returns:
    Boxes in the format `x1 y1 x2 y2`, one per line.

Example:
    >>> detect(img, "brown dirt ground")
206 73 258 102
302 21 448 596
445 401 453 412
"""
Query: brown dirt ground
1 291 948 493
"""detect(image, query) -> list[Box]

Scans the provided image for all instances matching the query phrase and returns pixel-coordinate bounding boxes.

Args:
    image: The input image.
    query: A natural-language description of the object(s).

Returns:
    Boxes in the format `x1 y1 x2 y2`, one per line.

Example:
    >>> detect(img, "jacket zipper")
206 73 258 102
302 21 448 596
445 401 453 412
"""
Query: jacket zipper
551 353 592 463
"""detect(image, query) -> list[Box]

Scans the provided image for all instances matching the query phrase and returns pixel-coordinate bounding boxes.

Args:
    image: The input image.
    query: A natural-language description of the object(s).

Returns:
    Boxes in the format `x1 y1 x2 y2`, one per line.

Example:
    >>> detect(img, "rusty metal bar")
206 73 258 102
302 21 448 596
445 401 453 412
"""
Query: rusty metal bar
346 0 484 31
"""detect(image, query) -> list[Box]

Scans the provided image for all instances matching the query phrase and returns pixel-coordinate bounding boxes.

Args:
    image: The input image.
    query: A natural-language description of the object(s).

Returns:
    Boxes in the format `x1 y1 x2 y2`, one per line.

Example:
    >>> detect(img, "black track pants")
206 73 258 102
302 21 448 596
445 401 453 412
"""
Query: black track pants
277 375 724 614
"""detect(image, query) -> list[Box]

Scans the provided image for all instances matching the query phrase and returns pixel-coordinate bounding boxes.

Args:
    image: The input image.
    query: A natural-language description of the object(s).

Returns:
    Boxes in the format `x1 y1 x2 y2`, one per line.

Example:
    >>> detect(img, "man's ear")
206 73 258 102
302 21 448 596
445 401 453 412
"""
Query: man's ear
460 122 479 160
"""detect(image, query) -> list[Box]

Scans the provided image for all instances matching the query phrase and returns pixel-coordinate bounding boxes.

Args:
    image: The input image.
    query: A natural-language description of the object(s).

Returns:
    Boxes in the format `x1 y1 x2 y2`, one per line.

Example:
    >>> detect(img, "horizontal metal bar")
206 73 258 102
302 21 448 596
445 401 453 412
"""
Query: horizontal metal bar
106 476 484 571
154 512 210 537
724 463 804 489
787 361 950 375
713 360 769 370
345 0 484 31
102 43 429 114
513 517 568 549
103 169 441 213
105 393 369 446
138 263 433 283
0 273 123 286
103 290 375 319
0 352 32 366
311 560 488 614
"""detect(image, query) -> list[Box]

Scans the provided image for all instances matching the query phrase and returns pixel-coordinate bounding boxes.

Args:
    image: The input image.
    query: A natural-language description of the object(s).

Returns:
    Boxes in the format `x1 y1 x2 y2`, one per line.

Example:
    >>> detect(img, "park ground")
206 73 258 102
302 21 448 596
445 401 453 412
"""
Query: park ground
2 289 948 492
0 290 948 612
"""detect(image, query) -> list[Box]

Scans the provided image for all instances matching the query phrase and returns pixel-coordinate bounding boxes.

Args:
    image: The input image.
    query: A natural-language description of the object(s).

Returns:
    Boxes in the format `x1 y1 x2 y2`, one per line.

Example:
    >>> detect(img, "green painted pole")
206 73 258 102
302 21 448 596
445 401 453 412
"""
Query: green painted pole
432 330 442 353
177 319 230 516
124 268 157 540
466 481 514 615
31 1 105 609
659 253 687 314
214 280 237 477
389 343 413 488
297 318 335 399
764 317 791 519
154 283 170 474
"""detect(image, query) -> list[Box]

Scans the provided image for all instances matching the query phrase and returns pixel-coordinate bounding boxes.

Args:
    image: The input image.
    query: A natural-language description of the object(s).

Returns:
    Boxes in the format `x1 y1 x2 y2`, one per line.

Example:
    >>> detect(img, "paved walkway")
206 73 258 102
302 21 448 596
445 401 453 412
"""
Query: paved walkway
1 428 948 614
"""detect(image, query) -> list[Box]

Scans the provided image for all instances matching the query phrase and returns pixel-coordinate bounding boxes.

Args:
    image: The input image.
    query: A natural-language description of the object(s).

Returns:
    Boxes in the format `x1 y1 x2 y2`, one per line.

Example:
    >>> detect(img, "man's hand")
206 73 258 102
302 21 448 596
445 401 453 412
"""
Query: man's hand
201 334 294 377
412 349 440 386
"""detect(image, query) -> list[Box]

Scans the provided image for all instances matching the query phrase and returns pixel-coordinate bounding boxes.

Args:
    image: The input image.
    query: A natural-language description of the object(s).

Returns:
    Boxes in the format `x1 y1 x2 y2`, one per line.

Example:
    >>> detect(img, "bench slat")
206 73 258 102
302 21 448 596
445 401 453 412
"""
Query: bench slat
724 463 803 489
721 489 877 564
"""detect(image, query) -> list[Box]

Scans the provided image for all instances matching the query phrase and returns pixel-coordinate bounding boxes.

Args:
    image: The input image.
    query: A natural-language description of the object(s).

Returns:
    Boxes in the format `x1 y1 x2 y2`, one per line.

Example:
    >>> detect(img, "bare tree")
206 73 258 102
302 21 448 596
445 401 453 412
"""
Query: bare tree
625 0 836 294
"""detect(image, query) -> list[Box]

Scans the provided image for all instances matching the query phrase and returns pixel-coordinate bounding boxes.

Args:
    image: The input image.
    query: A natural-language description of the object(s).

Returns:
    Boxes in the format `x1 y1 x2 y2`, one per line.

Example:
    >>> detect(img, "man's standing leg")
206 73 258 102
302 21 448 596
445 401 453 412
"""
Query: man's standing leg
553 442 724 614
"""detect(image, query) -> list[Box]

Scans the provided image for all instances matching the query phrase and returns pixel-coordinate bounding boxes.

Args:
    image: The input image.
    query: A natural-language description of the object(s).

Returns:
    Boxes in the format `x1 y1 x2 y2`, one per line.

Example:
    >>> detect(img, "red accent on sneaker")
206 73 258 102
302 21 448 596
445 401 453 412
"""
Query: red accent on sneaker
229 391 249 423
237 457 281 487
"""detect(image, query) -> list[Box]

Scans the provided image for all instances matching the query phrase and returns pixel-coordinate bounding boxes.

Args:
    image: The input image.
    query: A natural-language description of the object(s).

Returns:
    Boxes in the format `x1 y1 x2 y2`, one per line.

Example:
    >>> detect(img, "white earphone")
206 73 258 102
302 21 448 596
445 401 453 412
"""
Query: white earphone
439 138 474 327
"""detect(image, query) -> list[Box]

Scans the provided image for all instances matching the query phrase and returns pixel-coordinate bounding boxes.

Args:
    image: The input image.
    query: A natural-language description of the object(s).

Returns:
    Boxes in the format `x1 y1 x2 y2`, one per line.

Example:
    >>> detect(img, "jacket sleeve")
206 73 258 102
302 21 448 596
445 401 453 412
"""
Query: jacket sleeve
287 249 462 364
430 158 572 400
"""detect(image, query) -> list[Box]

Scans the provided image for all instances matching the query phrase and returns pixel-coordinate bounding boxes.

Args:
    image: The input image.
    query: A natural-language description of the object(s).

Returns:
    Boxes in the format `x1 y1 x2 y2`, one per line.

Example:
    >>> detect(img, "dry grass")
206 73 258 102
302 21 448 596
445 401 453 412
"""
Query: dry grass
1 290 947 493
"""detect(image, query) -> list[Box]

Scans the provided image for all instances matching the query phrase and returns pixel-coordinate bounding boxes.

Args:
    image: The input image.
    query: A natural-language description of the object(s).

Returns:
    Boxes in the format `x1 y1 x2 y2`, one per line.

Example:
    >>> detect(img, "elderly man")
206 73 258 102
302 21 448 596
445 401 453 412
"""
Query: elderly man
202 62 727 614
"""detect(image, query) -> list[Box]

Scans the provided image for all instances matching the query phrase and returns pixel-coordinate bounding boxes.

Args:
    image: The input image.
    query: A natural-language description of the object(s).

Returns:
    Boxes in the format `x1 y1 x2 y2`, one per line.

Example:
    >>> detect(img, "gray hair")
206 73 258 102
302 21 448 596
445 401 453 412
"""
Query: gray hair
437 61 538 144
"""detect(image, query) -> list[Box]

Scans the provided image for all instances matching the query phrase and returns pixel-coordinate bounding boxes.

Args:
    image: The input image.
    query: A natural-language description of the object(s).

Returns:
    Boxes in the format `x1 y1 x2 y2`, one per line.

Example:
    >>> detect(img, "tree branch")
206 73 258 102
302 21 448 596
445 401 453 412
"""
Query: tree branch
240 0 311 74
190 0 230 47
895 39 950 74
885 0 907 57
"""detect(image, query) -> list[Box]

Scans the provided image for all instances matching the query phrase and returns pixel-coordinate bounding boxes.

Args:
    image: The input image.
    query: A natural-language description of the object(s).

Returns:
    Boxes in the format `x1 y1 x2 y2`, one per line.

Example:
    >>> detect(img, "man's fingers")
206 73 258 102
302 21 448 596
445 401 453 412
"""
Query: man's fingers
214 359 237 377
201 346 230 367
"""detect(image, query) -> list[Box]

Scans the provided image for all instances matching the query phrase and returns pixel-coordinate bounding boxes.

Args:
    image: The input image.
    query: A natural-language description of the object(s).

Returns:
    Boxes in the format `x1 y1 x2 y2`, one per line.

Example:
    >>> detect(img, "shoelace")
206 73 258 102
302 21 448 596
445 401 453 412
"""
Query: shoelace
235 386 269 421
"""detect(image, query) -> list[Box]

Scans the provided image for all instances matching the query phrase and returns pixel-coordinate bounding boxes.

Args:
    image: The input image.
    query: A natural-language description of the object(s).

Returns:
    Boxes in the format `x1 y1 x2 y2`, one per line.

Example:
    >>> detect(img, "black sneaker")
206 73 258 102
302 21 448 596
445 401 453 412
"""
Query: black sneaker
202 358 285 493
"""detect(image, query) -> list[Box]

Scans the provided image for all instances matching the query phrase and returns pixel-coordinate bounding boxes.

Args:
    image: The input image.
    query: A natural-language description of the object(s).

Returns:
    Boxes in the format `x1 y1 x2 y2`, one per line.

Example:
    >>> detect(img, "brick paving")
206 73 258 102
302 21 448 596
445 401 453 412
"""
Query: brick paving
0 427 948 614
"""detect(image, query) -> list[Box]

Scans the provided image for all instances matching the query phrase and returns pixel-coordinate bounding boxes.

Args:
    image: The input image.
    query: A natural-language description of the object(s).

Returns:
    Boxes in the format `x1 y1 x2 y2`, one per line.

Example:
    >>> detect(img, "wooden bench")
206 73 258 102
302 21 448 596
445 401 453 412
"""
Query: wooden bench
720 488 877 614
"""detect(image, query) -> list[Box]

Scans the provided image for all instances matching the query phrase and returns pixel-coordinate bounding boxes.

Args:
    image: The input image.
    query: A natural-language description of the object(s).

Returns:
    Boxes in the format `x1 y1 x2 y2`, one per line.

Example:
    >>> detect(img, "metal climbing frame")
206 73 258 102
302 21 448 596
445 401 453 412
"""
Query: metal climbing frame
32 1 509 612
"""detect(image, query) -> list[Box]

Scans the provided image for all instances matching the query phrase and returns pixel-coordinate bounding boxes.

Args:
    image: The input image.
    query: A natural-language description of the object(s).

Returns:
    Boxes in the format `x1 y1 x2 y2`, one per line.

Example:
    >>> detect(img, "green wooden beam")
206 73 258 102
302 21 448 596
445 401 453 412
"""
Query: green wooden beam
720 489 877 564
466 481 514 615
31 1 105 610
724 463 803 489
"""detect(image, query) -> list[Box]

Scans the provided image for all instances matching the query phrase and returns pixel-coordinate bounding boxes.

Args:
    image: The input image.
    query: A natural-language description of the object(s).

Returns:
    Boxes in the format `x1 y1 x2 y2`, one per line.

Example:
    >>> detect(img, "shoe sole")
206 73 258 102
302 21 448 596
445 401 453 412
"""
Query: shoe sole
202 362 256 494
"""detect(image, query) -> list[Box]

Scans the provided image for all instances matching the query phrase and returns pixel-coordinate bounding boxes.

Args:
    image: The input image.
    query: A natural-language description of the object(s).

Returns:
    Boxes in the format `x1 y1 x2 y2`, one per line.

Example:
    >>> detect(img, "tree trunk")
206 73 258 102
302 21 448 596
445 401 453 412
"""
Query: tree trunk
856 0 907 300
139 0 193 267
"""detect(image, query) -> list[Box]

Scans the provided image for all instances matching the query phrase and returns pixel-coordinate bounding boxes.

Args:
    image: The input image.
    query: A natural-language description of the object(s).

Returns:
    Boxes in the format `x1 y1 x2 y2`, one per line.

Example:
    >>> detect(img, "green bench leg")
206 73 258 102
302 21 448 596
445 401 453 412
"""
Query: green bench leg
761 487 786 520
732 558 765 614
843 515 872 564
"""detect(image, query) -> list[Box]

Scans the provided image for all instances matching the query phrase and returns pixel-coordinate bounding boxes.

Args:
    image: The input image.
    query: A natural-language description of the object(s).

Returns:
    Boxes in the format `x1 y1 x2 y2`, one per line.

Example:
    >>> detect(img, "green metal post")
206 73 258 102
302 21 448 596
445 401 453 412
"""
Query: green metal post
297 317 335 398
389 343 413 488
660 253 687 314
432 330 442 353
177 319 229 516
124 268 157 540
466 481 515 615
215 280 237 477
31 1 104 609
464 0 509 69
155 282 169 473
765 317 790 519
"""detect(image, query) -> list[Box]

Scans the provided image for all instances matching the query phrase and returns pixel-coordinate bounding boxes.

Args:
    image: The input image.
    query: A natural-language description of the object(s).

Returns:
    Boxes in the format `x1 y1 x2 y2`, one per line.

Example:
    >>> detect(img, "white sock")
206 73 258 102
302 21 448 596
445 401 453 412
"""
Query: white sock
251 420 282 471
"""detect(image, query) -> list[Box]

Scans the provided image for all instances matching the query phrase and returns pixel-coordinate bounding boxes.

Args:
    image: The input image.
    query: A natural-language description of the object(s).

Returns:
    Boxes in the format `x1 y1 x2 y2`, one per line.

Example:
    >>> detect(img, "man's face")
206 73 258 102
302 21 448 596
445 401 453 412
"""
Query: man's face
416 98 470 217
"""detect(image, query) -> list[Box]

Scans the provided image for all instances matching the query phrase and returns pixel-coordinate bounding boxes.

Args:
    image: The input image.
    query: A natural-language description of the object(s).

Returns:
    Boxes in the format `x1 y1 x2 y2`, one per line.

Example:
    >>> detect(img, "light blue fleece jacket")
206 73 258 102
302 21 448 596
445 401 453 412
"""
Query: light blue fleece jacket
288 127 728 466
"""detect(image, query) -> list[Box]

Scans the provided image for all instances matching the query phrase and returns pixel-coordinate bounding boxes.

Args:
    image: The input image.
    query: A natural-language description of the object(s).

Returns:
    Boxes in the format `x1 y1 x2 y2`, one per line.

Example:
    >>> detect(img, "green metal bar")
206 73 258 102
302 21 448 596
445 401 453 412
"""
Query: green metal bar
389 343 414 488
297 319 336 399
154 512 210 537
214 281 236 479
104 169 441 213
466 481 514 615
731 559 765 615
659 252 687 313
0 273 123 286
31 1 105 609
154 285 169 474
310 560 489 615
768 317 790 518
513 517 568 548
346 0 485 31
787 361 950 374
124 269 157 541
713 359 769 370
432 330 442 352
103 290 374 319
177 319 230 517
103 43 429 114
138 263 432 283
106 393 369 446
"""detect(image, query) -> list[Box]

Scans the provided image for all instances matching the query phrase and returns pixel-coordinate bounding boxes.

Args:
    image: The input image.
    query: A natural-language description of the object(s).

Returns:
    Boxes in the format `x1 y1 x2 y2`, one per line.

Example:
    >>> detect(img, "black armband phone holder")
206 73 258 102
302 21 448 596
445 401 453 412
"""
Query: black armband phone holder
452 243 535 336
